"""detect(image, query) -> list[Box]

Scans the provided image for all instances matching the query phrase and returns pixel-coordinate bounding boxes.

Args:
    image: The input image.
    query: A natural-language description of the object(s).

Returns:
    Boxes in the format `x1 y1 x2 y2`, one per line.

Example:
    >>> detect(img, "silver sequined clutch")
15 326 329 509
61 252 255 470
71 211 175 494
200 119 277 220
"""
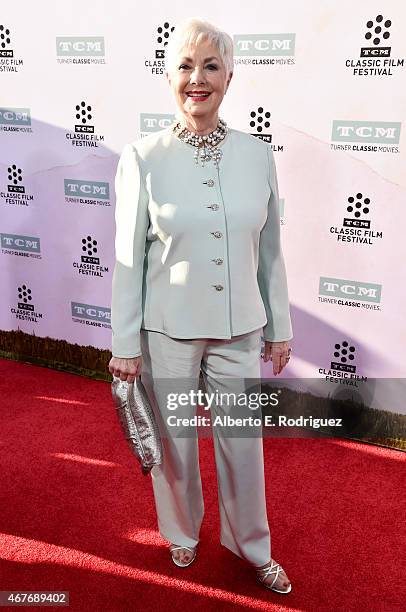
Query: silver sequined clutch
111 375 162 475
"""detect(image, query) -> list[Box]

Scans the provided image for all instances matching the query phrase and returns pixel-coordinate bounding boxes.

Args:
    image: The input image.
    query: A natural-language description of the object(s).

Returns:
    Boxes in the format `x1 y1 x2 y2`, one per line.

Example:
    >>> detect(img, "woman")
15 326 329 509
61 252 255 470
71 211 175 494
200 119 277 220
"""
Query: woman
108 18 293 594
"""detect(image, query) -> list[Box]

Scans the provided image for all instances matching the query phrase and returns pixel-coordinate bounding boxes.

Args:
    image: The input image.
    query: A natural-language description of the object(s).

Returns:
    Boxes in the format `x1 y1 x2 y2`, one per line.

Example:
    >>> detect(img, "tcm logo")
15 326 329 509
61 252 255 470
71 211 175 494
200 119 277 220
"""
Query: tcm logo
361 14 391 57
0 24 12 56
155 21 175 58
331 120 401 143
64 179 109 199
0 107 31 126
7 164 24 193
71 302 111 322
1 233 40 253
140 113 176 133
331 341 357 374
233 34 295 56
249 106 271 141
319 277 382 303
56 37 105 56
17 284 33 310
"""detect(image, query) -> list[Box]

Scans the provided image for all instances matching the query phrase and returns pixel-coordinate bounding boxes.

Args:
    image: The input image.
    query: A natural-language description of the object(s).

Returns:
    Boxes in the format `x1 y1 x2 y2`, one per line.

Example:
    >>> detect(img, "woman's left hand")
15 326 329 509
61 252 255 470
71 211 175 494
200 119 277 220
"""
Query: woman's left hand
262 340 291 375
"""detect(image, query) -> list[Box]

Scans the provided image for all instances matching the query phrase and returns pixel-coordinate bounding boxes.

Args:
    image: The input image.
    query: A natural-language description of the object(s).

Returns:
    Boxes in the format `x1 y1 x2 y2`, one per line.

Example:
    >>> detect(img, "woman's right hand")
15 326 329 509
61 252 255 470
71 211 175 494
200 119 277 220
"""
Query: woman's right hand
108 356 142 384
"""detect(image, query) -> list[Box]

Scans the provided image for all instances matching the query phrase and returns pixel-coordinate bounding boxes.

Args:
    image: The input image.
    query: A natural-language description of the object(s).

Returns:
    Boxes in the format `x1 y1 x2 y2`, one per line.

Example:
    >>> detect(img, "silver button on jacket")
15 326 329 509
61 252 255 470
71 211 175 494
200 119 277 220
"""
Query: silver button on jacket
111 126 293 358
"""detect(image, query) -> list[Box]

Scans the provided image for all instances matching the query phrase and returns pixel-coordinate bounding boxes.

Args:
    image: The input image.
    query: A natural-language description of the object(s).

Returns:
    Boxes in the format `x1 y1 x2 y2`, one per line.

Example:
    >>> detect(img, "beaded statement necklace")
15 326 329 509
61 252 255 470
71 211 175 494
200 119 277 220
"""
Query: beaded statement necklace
172 118 228 168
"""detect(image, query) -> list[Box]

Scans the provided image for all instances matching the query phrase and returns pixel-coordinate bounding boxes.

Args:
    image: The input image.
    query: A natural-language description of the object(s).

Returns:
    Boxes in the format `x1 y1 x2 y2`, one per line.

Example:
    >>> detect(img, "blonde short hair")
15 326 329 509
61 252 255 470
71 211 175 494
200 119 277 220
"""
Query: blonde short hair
165 17 234 77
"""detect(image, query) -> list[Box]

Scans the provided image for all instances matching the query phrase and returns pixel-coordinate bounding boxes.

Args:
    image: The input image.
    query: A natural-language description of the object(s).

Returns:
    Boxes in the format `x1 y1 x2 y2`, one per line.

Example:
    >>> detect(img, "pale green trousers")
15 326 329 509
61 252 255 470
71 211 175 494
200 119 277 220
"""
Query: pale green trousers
140 327 272 566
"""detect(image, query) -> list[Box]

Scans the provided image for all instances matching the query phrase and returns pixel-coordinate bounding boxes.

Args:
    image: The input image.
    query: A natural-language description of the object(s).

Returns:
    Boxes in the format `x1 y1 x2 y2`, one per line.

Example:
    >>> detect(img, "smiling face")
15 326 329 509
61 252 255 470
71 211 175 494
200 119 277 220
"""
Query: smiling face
166 38 232 129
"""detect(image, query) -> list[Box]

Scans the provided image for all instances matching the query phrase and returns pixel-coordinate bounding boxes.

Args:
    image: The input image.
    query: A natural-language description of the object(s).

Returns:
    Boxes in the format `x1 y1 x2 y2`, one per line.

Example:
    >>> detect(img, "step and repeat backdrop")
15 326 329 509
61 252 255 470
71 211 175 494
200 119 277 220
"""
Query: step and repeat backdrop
1 1 405 413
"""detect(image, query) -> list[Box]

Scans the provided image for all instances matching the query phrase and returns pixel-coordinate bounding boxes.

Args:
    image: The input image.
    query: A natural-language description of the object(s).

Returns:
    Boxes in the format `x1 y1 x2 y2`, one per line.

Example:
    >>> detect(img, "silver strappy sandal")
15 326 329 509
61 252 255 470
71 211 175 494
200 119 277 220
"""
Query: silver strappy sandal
169 544 198 568
255 559 292 594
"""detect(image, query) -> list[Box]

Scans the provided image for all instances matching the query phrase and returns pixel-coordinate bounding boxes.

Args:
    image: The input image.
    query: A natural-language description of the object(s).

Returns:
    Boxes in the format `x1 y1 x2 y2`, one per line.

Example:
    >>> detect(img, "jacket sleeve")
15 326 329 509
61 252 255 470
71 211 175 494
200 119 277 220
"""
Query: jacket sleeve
257 145 293 342
111 143 149 358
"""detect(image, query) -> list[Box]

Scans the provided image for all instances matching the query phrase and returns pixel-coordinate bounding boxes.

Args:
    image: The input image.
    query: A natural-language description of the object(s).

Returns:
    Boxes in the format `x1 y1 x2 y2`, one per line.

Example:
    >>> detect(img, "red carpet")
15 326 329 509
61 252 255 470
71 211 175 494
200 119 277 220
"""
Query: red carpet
0 358 404 611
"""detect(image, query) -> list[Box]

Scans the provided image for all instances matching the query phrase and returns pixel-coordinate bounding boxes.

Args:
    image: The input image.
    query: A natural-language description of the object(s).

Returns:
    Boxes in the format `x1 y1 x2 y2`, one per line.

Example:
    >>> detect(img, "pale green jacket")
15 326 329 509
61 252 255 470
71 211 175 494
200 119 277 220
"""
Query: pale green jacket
111 126 293 358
